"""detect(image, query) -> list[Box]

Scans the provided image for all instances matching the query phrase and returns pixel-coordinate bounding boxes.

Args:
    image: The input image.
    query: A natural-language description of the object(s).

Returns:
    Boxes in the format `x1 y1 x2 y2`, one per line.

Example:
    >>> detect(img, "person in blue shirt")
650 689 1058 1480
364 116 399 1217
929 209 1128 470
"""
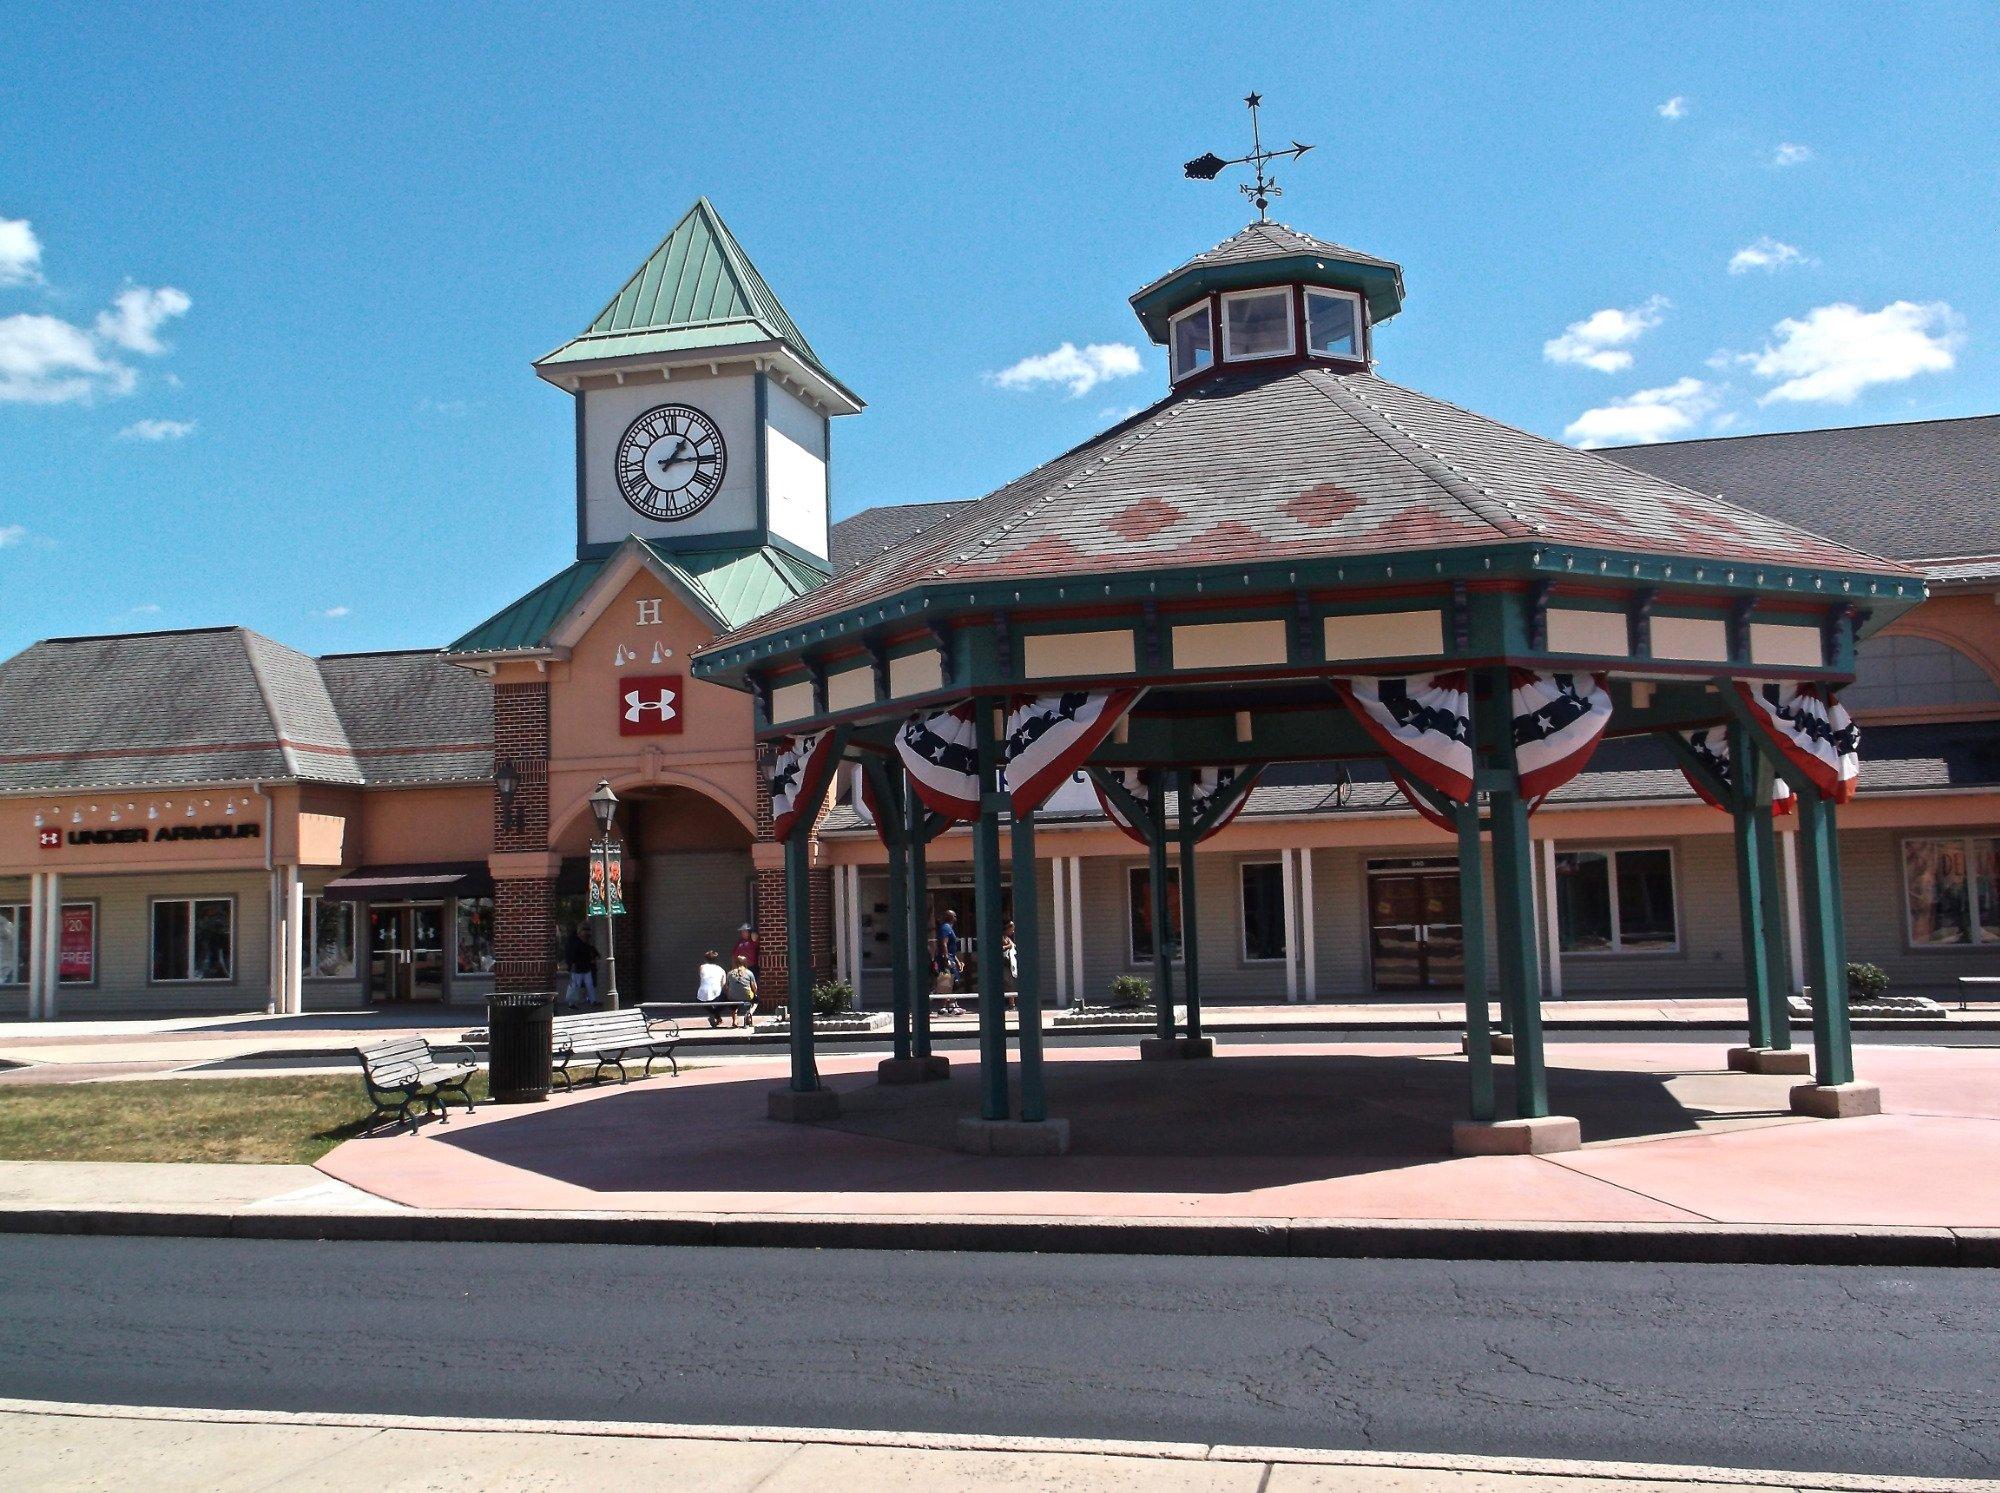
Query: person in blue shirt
933 908 965 1016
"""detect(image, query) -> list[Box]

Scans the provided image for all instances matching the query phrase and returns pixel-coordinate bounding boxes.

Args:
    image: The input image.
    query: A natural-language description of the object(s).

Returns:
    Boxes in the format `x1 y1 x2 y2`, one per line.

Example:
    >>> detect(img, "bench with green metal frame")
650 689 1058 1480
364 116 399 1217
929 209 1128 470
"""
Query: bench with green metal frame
356 1035 479 1131
551 1008 681 1088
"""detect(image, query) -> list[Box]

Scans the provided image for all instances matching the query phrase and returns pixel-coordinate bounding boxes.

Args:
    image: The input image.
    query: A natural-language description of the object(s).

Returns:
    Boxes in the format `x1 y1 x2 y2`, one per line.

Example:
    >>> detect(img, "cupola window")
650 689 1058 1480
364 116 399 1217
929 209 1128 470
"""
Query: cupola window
1170 302 1213 381
1221 287 1295 362
1305 287 1363 360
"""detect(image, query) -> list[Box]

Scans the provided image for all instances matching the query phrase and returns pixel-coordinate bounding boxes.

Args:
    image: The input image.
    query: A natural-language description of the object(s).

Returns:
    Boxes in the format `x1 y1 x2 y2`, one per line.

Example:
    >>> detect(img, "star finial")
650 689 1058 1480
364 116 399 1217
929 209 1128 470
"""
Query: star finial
1182 93 1312 223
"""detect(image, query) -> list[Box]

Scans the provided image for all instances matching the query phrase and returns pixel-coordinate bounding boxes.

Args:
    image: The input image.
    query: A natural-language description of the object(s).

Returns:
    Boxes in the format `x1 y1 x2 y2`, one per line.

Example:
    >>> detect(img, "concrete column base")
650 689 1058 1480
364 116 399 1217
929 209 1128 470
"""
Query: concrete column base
877 1055 954 1085
1452 1114 1582 1156
955 1116 1071 1155
1728 1046 1813 1075
1140 1036 1215 1061
1460 1032 1514 1056
1790 1080 1883 1119
767 1086 842 1122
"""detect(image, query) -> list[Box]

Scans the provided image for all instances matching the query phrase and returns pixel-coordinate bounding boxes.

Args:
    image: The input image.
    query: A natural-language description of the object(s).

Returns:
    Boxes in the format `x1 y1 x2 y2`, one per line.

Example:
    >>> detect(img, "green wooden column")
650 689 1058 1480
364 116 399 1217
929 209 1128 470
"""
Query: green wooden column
1011 807 1048 1122
1479 668 1548 1119
1750 802 1795 1051
1795 787 1855 1086
782 828 820 1094
1145 769 1177 1042
1457 808 1496 1123
904 772 934 1062
972 702 1011 1122
1175 768 1204 1043
1728 723 1777 1052
873 768 914 1064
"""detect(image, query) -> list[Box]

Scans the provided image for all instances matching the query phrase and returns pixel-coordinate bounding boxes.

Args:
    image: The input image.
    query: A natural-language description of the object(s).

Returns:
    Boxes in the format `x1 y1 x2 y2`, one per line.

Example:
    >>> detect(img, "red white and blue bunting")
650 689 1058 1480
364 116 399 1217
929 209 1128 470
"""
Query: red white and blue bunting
1510 670 1614 800
1735 682 1860 804
895 705 981 821
1678 726 1795 815
1002 689 1141 814
1092 765 1258 846
768 730 839 842
1330 673 1475 802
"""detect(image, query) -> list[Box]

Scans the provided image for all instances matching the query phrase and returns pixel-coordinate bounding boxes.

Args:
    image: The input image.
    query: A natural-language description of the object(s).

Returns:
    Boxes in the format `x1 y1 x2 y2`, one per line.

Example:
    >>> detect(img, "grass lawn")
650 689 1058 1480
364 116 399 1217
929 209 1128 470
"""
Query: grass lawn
0 1074 493 1165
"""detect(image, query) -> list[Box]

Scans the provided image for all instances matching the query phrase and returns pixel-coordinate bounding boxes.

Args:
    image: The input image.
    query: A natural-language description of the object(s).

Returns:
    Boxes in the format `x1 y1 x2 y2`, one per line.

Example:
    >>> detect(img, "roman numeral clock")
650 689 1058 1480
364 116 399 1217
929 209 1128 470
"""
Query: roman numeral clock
615 404 726 521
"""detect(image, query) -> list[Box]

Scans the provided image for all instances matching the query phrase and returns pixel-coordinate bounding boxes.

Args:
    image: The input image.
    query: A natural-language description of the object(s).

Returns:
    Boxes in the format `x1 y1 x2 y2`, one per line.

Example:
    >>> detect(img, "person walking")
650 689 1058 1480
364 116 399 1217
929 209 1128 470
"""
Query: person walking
725 953 759 1028
934 907 964 1017
563 926 598 1009
695 950 728 1027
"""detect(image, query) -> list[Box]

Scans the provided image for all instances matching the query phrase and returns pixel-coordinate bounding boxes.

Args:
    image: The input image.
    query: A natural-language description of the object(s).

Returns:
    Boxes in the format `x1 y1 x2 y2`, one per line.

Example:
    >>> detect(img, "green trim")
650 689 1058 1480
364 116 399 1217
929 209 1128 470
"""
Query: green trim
1131 255 1404 341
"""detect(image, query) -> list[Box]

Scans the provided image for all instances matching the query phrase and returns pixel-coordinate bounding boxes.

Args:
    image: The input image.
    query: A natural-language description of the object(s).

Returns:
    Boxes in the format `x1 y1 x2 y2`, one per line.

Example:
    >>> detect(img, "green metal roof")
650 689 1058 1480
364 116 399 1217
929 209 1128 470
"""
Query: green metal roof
535 198 855 403
444 542 825 657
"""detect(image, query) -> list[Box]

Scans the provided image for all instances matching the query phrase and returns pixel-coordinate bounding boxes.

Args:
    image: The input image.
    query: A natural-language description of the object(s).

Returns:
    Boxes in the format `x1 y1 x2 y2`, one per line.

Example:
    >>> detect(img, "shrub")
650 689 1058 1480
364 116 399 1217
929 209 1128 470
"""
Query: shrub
1846 962 1891 1001
1106 974 1152 1010
811 978 854 1016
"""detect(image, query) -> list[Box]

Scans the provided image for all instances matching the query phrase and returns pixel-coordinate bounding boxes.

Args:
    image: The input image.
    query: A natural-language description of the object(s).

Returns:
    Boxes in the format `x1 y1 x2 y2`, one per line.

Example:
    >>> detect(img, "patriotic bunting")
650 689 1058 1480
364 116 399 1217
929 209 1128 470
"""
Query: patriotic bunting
1678 726 1794 815
1509 670 1613 800
1388 767 1545 832
768 730 838 842
1092 765 1259 846
1002 689 1140 814
1736 682 1860 804
896 705 982 821
1330 673 1475 802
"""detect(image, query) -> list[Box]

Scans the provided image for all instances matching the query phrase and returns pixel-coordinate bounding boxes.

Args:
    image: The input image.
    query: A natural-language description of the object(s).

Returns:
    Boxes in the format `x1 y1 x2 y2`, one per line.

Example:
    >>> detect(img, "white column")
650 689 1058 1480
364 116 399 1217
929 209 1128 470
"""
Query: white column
1540 837 1564 1000
848 864 865 1007
285 866 305 1015
41 871 60 1020
1298 847 1318 1002
267 870 285 1014
1280 849 1300 1002
1066 855 1085 1007
831 863 850 986
1780 826 1806 994
26 873 45 1020
1051 855 1070 1006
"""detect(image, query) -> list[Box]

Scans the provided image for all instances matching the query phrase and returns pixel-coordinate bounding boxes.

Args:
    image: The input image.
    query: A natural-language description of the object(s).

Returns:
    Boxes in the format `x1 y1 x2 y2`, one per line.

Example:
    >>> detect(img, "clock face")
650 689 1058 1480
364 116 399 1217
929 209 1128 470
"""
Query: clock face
615 404 727 521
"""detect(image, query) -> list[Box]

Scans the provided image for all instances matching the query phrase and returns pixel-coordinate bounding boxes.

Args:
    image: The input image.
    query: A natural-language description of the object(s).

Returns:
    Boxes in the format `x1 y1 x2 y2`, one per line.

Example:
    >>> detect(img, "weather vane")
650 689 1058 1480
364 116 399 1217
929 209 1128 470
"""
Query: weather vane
1183 93 1313 223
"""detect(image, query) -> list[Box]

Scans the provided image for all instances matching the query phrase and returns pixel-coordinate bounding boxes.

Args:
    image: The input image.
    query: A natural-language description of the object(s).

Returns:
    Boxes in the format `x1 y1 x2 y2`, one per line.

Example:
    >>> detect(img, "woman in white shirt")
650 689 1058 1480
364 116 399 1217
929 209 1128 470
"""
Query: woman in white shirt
695 950 728 1027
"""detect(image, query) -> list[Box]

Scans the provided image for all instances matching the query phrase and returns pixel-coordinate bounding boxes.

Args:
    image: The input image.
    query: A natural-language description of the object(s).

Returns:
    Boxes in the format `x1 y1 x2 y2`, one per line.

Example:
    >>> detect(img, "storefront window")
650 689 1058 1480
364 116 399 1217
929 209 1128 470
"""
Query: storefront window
307 897 356 979
1240 862 1287 962
1128 865 1183 964
1555 848 1678 954
1903 837 2000 946
0 905 25 985
456 898 495 975
0 903 94 984
153 897 234 982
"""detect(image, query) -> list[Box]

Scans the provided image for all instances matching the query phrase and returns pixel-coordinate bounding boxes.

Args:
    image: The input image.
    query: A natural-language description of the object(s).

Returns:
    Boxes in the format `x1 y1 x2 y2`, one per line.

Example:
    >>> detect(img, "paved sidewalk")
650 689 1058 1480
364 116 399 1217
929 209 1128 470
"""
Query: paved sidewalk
1 1399 1987 1492
0 1160 397 1213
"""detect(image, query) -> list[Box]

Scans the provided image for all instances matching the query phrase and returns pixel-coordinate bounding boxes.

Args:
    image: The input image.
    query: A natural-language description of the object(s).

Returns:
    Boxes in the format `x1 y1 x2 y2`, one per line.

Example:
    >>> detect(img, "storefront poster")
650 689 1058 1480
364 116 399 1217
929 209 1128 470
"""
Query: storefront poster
59 904 93 983
587 844 626 917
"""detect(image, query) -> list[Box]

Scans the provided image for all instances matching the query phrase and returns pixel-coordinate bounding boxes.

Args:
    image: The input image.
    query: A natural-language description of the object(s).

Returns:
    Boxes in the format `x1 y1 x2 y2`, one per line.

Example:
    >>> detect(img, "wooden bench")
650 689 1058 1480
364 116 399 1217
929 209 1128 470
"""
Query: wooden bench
356 1035 478 1131
551 1008 680 1088
642 999 755 1029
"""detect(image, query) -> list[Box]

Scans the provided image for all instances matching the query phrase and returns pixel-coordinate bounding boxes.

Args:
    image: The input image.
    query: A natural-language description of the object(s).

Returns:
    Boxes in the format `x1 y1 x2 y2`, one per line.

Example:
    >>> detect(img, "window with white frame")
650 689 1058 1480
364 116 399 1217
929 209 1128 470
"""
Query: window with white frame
1304 288 1363 359
152 897 234 982
1240 861 1287 962
0 902 94 984
306 896 356 979
1170 302 1213 380
1127 865 1183 964
1221 288 1294 362
1554 848 1678 954
1902 836 2000 946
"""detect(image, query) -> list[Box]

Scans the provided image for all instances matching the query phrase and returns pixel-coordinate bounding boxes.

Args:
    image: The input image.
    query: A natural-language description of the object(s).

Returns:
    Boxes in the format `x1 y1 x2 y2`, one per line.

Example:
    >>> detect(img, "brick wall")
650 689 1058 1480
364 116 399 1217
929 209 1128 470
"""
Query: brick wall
494 874 555 992
493 680 554 991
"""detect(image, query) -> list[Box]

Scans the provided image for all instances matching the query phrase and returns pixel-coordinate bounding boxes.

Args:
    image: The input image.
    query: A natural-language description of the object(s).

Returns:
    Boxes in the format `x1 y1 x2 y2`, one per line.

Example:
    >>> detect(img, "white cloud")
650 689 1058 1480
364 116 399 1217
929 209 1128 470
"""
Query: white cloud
989 341 1143 397
127 603 163 616
0 313 135 404
1564 377 1718 447
1543 296 1668 373
1728 236 1809 274
1744 300 1962 405
1657 96 1688 120
118 418 196 441
316 605 351 619
0 523 26 548
1770 142 1813 167
95 285 191 354
0 217 42 286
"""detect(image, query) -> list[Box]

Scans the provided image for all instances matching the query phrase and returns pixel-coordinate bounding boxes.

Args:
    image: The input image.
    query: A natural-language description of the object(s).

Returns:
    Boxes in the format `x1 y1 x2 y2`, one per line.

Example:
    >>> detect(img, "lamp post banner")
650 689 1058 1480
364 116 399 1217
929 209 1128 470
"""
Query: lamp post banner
1510 669 1613 799
1092 764 1256 846
1736 681 1860 803
1679 726 1796 814
896 704 981 821
1330 673 1475 802
1002 688 1141 814
769 729 838 841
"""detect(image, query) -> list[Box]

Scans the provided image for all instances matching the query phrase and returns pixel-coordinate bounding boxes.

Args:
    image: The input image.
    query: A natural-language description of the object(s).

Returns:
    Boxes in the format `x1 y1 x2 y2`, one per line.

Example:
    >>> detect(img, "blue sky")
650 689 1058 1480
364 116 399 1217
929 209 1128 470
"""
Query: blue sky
3 2 1996 658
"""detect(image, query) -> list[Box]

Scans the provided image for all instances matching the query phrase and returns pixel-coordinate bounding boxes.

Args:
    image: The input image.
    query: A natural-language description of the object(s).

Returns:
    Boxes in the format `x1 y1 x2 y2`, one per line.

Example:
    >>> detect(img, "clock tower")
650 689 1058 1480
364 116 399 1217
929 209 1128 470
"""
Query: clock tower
534 198 863 568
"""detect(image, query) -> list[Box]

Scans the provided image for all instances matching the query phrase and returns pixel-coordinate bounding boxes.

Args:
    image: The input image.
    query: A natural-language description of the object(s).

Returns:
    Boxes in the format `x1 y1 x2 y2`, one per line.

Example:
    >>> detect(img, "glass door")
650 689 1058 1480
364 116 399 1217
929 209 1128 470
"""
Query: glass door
410 904 446 1000
1368 870 1464 991
369 907 412 1003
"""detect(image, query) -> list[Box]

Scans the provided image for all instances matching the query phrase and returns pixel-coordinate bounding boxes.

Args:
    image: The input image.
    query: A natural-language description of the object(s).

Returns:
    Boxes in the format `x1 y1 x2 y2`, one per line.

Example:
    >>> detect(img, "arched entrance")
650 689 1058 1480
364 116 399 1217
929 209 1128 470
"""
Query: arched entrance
624 785 755 1002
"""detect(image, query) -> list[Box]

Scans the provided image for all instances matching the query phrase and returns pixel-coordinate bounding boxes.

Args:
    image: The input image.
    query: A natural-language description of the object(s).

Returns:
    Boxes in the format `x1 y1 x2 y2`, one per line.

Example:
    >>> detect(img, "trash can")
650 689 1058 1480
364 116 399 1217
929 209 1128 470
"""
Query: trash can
487 992 555 1104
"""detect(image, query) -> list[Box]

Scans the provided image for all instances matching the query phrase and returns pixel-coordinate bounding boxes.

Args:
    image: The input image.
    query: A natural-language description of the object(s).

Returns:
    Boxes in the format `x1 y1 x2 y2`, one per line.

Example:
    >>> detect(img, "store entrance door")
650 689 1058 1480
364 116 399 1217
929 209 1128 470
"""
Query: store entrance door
1368 864 1464 991
368 903 447 1003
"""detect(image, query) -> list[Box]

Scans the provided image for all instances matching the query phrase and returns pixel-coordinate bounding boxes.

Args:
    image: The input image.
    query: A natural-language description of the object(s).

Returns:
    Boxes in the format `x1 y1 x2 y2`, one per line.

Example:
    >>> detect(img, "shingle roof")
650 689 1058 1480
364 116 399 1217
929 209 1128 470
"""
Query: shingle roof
707 365 1916 653
1604 415 2000 563
316 651 493 785
829 500 972 572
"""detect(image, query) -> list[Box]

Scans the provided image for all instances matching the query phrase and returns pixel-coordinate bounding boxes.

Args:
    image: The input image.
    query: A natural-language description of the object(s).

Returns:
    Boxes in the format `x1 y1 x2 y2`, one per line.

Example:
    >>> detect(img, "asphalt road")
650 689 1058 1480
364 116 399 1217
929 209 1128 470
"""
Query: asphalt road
2 1238 1995 1480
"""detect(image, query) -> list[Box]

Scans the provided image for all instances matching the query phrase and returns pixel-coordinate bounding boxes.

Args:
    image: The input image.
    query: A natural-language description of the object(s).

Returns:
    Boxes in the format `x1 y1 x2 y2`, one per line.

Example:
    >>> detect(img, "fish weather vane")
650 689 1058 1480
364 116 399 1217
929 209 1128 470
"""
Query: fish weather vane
1182 93 1313 223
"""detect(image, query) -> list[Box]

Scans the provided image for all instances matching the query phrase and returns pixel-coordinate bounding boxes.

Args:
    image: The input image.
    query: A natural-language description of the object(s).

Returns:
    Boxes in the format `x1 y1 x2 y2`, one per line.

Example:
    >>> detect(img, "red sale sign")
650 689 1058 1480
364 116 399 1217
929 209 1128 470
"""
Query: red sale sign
59 905 93 983
618 674 683 737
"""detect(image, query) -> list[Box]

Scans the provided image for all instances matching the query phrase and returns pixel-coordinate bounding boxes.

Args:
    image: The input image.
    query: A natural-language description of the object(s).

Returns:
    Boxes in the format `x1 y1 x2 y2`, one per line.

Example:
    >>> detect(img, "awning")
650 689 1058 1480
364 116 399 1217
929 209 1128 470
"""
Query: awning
319 862 494 903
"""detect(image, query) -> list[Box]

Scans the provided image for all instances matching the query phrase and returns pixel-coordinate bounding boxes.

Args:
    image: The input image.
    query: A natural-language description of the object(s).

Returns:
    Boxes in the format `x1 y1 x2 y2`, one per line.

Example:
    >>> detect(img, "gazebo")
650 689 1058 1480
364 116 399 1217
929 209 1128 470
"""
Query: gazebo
691 215 1923 1155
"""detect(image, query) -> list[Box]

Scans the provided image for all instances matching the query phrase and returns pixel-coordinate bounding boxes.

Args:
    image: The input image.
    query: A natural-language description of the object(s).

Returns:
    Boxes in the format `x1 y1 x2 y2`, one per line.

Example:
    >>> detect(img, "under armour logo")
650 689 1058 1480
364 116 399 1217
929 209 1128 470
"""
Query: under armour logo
38 828 60 850
624 689 676 722
618 674 684 736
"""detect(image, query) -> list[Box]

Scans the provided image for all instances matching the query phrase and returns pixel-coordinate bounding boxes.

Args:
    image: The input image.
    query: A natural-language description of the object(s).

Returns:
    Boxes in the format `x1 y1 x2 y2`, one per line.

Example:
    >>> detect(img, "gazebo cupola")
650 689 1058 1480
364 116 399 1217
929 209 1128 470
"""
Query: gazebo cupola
1129 220 1406 385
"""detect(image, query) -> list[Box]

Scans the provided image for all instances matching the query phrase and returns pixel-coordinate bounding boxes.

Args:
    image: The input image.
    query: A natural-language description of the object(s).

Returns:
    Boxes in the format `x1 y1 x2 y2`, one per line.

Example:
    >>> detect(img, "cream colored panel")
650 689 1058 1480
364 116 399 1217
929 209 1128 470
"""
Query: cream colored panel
770 680 816 724
1322 609 1443 661
1024 629 1136 680
297 813 348 868
888 649 943 698
1545 607 1629 657
1750 622 1823 668
1651 615 1730 663
825 664 874 712
1171 619 1289 670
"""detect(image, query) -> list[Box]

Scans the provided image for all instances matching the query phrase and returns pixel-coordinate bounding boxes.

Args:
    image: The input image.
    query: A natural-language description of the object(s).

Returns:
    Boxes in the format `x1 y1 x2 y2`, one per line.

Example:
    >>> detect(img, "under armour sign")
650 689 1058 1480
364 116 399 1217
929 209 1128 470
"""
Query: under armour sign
618 674 684 736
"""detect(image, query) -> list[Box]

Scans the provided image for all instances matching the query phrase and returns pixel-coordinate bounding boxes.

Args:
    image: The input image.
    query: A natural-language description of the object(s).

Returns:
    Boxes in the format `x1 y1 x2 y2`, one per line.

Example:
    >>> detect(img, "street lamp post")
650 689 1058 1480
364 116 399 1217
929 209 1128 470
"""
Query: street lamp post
589 779 622 1011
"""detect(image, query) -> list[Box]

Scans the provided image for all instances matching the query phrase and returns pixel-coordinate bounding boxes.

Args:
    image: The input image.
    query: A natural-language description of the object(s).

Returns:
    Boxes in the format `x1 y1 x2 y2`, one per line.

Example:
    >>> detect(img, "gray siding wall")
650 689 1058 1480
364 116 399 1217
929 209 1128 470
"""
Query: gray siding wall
1839 824 2000 994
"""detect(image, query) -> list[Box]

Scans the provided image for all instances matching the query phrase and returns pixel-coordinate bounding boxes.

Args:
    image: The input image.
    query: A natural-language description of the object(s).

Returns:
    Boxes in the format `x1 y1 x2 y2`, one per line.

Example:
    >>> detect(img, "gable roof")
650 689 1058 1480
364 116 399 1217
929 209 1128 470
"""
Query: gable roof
1604 414 2000 563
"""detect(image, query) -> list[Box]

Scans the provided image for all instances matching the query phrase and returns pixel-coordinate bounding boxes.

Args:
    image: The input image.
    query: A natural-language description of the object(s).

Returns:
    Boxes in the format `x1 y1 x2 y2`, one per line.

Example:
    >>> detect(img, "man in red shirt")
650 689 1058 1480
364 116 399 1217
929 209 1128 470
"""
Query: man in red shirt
731 922 760 969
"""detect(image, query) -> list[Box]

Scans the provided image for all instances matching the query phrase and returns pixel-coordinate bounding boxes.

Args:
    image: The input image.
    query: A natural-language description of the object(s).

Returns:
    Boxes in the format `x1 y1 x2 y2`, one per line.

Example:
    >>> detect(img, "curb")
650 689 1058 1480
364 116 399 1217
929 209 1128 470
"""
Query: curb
1 1204 1995 1267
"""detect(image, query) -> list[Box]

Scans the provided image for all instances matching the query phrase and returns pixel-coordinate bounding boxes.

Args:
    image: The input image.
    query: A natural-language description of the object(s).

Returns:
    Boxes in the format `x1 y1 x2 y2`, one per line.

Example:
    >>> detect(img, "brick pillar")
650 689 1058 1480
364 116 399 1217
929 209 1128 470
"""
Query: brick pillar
493 681 555 993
